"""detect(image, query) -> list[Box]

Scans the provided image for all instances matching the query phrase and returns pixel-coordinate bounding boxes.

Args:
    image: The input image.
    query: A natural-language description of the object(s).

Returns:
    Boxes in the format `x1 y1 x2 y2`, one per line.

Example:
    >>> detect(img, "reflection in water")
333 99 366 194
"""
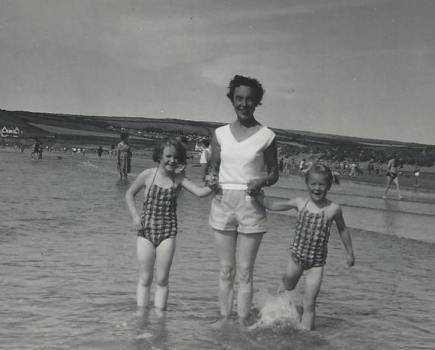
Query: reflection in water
135 310 169 350
116 178 131 189
382 200 398 235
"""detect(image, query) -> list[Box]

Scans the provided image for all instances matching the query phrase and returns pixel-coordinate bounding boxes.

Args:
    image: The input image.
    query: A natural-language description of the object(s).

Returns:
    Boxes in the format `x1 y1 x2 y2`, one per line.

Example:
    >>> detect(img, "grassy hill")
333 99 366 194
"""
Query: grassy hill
1 108 434 166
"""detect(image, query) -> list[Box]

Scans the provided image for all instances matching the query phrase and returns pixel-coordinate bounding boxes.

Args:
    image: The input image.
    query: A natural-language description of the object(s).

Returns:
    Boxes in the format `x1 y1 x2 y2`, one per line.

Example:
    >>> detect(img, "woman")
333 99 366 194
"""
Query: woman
208 75 279 326
116 132 132 180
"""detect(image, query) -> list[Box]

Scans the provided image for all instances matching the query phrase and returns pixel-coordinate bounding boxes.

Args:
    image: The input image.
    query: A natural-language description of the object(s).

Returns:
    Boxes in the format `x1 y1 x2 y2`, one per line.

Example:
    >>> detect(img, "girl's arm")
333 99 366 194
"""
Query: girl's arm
208 131 221 177
334 206 355 267
180 177 213 197
205 131 221 189
247 139 279 195
125 171 147 227
254 193 300 211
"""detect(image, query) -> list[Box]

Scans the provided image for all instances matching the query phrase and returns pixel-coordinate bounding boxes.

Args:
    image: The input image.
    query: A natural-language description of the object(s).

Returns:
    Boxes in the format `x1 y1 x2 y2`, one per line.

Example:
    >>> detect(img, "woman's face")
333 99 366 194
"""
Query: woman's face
232 85 257 122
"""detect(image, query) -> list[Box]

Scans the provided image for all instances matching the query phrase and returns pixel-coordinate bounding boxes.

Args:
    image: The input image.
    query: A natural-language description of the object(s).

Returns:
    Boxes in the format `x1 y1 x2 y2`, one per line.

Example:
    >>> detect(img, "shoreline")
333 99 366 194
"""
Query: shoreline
3 145 435 192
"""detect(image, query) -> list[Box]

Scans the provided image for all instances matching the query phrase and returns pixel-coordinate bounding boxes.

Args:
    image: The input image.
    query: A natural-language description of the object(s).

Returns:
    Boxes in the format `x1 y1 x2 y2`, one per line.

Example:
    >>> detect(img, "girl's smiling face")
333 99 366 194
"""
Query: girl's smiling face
160 146 178 173
306 172 330 203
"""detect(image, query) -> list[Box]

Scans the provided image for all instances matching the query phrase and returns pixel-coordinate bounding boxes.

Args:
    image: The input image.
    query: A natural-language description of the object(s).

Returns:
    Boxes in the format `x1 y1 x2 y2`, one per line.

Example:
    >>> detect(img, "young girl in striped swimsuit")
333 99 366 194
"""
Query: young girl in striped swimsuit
255 164 355 330
125 138 212 315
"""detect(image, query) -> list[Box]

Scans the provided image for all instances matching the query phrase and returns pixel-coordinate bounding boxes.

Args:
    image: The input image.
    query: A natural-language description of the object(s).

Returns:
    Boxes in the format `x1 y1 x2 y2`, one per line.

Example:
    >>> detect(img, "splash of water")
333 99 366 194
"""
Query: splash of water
81 160 98 168
249 291 302 330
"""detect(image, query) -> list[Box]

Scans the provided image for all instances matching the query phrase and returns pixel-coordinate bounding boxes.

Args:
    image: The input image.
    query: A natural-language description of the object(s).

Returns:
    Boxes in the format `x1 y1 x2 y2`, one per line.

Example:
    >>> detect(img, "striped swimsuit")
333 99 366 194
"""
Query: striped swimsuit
138 174 178 247
290 200 332 269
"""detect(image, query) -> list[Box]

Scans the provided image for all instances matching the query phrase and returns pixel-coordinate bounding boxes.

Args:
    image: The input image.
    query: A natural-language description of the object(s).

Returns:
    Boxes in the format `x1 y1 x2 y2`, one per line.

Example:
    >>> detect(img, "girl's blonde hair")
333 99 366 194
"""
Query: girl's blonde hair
305 164 334 188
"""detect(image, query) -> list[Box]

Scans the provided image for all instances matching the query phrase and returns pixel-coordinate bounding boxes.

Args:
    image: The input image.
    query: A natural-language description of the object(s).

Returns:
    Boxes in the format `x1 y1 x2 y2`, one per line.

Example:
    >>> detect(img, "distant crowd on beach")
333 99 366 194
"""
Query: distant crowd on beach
5 135 425 175
277 155 413 178
2 128 427 198
3 131 427 195
269 153 424 190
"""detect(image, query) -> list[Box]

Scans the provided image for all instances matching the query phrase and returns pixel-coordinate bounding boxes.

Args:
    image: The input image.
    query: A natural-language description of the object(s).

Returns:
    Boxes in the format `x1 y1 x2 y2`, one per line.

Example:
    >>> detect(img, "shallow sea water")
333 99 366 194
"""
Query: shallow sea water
1 150 434 350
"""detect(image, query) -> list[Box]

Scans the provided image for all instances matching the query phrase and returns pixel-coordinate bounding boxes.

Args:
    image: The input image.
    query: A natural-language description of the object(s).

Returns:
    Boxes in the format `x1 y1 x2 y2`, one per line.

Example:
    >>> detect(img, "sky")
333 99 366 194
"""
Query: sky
1 0 435 144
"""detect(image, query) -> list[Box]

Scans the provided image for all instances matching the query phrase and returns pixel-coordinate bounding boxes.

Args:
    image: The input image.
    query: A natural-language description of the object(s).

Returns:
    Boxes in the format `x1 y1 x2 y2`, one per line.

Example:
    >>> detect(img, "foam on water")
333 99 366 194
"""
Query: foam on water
81 160 99 168
249 290 302 330
136 332 153 340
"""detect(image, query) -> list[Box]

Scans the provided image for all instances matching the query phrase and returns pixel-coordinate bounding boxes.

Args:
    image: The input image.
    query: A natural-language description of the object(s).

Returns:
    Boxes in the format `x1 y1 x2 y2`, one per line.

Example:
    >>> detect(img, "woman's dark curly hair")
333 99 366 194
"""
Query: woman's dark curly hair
152 137 187 165
226 75 265 106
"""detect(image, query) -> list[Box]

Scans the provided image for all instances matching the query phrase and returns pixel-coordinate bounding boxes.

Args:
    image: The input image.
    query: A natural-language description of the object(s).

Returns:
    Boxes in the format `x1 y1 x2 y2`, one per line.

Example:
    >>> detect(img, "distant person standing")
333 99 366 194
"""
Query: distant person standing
299 158 306 173
279 157 284 174
413 164 421 188
367 159 375 175
31 138 42 160
283 156 290 176
116 132 132 180
97 146 104 159
349 162 358 177
383 155 402 200
38 142 43 160
31 140 38 160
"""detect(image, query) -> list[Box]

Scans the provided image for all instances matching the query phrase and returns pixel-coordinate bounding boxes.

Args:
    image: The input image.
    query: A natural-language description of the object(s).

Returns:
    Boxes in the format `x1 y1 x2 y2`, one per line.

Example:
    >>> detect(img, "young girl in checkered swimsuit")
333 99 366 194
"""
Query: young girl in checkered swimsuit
126 138 212 314
255 164 355 330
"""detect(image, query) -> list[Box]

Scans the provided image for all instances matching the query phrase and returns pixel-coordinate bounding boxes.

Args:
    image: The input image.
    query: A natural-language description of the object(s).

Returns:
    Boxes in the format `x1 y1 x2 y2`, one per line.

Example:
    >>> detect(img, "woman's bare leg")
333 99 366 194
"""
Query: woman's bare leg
237 232 264 325
214 230 237 319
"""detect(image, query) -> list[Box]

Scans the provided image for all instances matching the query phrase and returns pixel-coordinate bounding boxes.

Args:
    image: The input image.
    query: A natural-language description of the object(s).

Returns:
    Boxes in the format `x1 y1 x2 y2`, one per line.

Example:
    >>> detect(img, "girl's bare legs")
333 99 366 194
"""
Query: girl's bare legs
214 230 237 320
237 232 263 326
154 238 176 312
281 256 304 321
282 256 304 291
300 266 324 330
383 176 393 198
137 237 156 313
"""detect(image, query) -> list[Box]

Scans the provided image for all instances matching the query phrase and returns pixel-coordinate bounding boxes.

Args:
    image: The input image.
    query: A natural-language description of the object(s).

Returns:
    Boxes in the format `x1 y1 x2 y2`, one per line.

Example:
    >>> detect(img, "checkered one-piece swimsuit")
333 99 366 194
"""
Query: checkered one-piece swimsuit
138 181 177 248
290 200 332 269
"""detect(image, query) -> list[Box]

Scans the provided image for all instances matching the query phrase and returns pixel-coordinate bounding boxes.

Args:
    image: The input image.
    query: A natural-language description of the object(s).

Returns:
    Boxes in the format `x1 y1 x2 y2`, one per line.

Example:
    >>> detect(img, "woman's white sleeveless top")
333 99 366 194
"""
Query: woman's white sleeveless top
216 124 275 187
